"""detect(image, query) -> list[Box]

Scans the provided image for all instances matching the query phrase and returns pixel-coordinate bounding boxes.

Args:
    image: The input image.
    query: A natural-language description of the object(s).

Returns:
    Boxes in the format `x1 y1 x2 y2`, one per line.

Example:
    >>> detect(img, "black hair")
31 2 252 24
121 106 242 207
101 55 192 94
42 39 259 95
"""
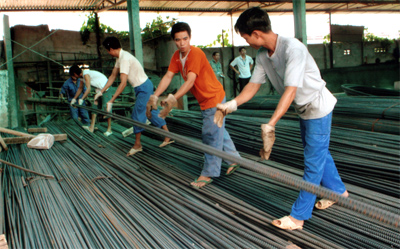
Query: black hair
102 36 121 50
212 51 220 57
171 22 191 39
69 65 82 76
234 7 272 35
239 47 246 53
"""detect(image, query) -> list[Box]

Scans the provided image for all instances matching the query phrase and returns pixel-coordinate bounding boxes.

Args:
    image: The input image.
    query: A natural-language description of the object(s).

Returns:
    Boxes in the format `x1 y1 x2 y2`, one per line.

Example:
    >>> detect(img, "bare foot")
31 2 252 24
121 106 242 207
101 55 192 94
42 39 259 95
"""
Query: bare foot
190 175 212 188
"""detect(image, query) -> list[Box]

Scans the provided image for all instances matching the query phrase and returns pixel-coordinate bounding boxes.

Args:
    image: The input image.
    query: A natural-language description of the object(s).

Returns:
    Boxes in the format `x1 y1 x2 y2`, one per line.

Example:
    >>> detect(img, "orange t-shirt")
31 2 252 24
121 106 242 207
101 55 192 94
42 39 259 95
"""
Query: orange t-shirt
168 46 225 110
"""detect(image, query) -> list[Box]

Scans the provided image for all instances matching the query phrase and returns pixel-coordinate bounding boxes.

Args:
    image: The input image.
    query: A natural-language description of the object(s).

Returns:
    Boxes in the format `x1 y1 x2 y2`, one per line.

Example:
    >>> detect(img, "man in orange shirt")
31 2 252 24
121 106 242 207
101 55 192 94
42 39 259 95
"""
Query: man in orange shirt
146 22 240 189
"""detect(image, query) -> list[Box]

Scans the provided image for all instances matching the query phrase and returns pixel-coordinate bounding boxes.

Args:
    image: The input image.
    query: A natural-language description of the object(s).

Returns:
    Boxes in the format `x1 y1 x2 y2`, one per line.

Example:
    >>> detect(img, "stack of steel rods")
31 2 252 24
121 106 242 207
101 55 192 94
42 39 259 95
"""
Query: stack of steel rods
1 109 399 248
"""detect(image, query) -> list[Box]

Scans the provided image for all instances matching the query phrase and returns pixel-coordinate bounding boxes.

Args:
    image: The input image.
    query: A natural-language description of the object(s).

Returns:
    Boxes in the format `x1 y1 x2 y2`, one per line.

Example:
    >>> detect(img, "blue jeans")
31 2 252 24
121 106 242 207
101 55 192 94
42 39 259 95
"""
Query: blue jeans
200 98 240 177
291 112 346 220
132 79 166 134
69 102 90 126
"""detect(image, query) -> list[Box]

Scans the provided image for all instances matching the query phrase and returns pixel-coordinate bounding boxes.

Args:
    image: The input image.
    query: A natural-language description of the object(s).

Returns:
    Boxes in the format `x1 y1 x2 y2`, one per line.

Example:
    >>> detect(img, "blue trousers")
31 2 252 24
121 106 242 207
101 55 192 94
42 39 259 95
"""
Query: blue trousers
291 112 346 220
132 79 166 134
200 98 240 177
69 103 90 126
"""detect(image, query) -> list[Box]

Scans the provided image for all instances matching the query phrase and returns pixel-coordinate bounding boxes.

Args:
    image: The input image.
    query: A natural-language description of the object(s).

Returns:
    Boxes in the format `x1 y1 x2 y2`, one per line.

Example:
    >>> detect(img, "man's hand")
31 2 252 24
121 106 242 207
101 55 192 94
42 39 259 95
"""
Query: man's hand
260 124 275 160
94 91 103 101
106 102 113 113
70 98 76 106
78 99 84 105
146 95 158 119
213 100 237 128
159 94 177 119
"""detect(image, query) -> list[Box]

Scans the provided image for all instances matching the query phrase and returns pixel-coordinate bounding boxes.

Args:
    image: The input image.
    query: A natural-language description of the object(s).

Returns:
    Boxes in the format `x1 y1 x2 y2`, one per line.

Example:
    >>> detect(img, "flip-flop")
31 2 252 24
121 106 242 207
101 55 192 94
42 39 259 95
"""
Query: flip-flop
272 216 303 230
315 199 336 210
122 127 134 137
127 147 143 156
226 164 240 176
104 131 113 137
159 140 175 148
191 178 213 189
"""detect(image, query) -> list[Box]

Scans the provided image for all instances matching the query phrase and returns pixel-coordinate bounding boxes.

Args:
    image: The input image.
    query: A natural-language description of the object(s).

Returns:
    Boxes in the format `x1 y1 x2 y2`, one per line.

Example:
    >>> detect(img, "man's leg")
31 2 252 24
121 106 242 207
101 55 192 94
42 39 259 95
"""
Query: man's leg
69 105 79 121
191 107 224 188
102 90 113 134
89 114 97 132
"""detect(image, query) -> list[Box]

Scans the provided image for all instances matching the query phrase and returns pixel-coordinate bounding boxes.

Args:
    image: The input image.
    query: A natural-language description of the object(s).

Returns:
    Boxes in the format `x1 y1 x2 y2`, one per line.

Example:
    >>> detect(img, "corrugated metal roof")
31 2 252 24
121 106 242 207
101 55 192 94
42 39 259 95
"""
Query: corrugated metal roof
0 0 399 15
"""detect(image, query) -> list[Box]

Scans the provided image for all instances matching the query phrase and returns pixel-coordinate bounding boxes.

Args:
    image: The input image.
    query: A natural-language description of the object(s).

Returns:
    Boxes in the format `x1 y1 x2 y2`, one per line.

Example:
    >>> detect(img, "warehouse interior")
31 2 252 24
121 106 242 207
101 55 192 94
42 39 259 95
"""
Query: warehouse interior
0 0 399 248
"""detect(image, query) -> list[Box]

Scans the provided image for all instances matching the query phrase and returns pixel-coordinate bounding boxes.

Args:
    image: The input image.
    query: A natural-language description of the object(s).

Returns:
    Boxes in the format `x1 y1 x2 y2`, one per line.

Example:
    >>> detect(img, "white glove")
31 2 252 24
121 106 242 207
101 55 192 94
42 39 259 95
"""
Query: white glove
106 102 113 113
70 98 76 106
94 91 103 101
260 124 275 160
213 100 237 128
159 94 177 119
146 95 159 119
78 99 84 105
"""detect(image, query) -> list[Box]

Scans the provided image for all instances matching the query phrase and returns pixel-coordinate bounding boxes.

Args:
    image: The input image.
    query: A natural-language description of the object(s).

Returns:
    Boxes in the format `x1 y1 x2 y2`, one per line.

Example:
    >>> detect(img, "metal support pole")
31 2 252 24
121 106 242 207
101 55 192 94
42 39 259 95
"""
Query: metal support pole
3 15 19 128
329 12 334 69
292 0 307 46
94 13 103 72
127 0 143 65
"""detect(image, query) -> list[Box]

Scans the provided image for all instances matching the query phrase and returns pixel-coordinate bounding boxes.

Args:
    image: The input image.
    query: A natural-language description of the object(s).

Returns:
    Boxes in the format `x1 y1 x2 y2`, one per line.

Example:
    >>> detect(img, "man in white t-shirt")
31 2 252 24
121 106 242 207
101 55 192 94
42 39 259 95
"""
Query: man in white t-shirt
214 7 348 231
71 67 113 135
98 36 173 156
230 47 253 92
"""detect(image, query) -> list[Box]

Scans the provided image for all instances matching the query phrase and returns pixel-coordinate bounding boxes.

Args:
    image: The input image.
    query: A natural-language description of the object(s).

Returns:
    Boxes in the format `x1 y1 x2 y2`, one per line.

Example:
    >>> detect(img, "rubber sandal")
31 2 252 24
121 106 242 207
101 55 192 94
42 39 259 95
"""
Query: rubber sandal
226 164 240 176
104 131 112 137
159 140 175 148
127 147 143 156
272 216 303 230
191 178 213 189
122 127 133 137
315 199 336 210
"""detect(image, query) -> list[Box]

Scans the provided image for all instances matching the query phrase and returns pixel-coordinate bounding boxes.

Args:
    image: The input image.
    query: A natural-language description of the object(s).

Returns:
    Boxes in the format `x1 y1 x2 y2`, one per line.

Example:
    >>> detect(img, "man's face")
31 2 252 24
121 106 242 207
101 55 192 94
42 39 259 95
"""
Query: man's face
106 48 118 58
174 31 191 54
241 32 262 50
213 53 220 61
240 48 246 56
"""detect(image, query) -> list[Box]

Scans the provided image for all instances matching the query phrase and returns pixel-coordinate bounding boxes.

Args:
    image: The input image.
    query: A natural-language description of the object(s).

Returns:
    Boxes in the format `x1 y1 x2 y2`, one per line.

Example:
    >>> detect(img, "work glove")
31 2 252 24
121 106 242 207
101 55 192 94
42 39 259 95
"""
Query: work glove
213 100 237 128
146 95 159 119
159 94 177 119
94 91 102 101
70 98 77 106
106 102 113 113
260 124 275 160
78 99 84 105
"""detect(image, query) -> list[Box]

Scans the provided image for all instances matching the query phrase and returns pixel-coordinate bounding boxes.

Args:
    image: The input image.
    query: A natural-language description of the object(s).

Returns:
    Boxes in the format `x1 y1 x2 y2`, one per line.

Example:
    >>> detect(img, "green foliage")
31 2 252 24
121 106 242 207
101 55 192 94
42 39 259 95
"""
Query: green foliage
197 30 232 48
141 16 177 41
80 12 128 44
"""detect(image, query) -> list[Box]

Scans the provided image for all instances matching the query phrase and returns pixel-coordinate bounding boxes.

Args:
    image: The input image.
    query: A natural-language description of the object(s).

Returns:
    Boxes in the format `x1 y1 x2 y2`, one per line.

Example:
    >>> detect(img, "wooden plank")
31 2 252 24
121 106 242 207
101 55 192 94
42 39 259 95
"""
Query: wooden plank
0 127 32 137
27 128 48 133
2 134 67 145
0 135 8 151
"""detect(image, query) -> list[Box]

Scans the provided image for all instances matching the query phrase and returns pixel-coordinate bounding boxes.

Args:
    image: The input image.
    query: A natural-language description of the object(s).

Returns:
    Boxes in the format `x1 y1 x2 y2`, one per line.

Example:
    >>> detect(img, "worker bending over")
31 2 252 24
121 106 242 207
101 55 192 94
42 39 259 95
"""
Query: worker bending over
215 7 348 230
70 66 112 135
146 22 241 189
99 36 173 156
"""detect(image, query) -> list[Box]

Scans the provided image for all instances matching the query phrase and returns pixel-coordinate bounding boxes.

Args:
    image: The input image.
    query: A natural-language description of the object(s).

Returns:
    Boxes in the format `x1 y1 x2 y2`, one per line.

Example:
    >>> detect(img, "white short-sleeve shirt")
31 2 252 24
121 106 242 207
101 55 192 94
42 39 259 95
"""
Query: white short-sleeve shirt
115 49 148 88
230 55 254 79
250 35 337 119
82 69 108 91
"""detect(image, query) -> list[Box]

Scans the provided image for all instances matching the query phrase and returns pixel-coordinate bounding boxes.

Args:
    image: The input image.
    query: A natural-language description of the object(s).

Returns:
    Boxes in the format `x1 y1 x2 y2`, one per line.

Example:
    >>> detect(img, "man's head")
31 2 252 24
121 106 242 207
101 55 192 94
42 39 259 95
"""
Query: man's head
69 65 82 80
235 7 272 49
102 36 121 57
212 52 220 61
239 47 246 56
171 22 191 55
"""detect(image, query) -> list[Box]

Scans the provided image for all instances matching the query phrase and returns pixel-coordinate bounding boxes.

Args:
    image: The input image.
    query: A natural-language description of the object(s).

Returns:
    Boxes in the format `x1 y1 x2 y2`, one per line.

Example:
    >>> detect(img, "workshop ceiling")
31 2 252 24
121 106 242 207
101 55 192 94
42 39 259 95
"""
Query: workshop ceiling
0 0 399 16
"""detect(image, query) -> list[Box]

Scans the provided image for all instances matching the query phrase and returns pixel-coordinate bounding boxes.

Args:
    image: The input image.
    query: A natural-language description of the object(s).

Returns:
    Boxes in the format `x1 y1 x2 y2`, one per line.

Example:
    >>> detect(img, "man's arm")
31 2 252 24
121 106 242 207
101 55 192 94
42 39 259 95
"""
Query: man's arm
173 72 196 100
80 74 91 100
267 86 297 126
101 67 119 94
234 82 261 106
249 63 254 71
153 71 175 97
230 65 240 75
109 73 128 103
